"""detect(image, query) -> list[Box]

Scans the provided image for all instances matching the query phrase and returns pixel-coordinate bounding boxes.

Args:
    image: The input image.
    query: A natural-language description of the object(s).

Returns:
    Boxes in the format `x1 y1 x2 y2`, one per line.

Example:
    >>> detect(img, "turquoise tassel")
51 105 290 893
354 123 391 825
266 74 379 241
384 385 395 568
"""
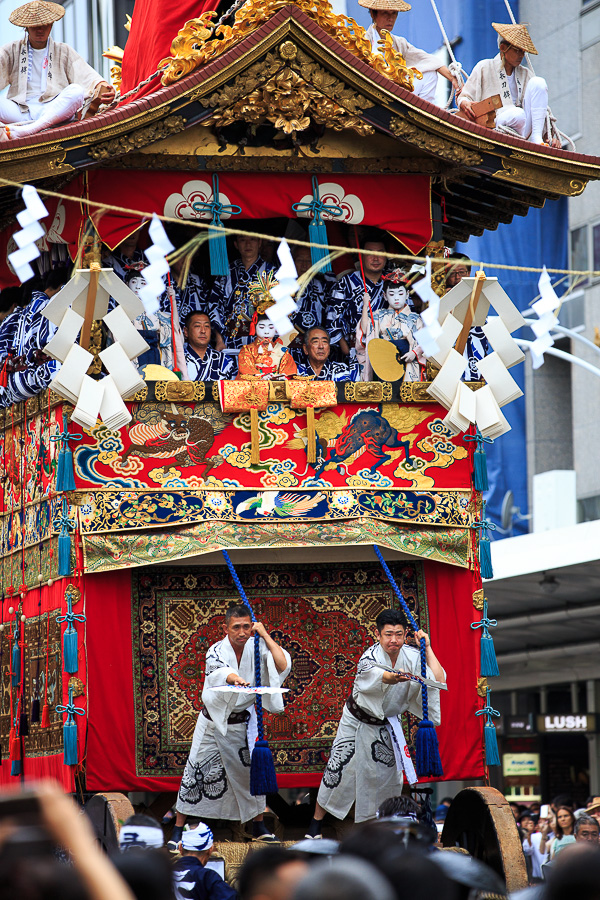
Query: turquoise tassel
10 759 21 776
471 599 499 678
465 429 492 492
58 532 72 577
308 221 331 273
292 177 343 275
56 445 75 491
190 175 241 277
250 740 278 795
56 687 84 767
208 225 230 277
479 535 493 579
11 642 20 687
476 689 501 767
63 629 78 673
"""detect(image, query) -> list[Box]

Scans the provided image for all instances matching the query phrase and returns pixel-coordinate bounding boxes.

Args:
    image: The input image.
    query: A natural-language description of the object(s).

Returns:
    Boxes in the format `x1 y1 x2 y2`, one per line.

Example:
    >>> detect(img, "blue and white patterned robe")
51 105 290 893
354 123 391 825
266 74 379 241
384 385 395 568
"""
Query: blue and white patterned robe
207 257 275 349
296 358 358 382
185 345 236 381
6 291 58 405
327 272 386 348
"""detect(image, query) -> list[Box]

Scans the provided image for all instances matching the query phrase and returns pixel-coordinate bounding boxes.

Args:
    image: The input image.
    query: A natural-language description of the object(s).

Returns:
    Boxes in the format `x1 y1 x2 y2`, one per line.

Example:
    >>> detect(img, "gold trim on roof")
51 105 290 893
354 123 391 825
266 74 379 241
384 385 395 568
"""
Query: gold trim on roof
159 0 416 90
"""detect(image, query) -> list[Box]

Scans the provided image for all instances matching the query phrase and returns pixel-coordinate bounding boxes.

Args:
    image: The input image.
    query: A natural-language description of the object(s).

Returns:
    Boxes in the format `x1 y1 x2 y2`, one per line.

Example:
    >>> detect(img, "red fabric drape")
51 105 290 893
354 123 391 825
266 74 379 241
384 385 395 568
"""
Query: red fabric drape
0 577 86 790
119 0 220 105
86 561 484 792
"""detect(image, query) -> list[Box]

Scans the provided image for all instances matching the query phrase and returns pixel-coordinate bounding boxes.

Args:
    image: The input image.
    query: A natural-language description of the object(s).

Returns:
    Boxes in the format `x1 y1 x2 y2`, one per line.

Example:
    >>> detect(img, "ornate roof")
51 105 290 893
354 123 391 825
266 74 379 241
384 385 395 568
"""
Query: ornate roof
0 4 598 243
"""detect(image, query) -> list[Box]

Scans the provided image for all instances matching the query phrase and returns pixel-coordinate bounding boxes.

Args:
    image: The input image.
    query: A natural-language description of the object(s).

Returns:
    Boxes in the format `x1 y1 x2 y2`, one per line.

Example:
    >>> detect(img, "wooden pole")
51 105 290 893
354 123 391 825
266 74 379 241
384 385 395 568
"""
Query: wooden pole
455 270 486 356
80 262 100 352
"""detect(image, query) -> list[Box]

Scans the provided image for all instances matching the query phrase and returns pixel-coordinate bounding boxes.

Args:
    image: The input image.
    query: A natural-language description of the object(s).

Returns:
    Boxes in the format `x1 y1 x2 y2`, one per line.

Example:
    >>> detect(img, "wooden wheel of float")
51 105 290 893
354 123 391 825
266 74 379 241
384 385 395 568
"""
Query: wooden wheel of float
85 792 135 853
441 786 528 894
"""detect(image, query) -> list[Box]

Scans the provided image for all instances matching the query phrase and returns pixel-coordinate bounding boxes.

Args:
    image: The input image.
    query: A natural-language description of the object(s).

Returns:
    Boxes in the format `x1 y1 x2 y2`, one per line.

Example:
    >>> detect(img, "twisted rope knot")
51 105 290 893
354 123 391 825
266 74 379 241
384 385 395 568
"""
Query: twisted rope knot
292 176 344 227
471 617 497 631
464 430 493 449
191 175 241 228
50 429 83 448
56 687 85 721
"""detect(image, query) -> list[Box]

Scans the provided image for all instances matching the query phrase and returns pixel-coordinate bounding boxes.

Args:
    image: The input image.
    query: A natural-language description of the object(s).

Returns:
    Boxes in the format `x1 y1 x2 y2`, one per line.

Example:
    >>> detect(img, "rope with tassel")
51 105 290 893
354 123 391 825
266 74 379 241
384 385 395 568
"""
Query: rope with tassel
471 598 499 678
475 688 501 766
221 549 278 795
373 545 443 778
292 177 343 273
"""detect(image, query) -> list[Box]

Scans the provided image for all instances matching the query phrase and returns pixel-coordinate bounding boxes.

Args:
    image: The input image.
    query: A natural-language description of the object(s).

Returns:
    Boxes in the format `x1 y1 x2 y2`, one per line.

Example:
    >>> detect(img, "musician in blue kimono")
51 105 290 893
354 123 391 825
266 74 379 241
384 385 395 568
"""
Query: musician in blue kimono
125 268 187 376
327 237 388 357
207 235 275 350
184 312 235 381
5 269 66 405
290 245 335 335
169 254 211 327
445 252 490 382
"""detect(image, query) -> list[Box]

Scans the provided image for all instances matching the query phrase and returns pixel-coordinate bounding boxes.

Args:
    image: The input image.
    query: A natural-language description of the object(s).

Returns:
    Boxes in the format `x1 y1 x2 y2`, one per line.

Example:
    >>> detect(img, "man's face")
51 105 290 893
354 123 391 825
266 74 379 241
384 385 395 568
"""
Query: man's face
294 248 312 276
446 264 469 289
500 41 525 68
27 23 52 49
363 242 387 279
304 329 330 365
185 314 211 351
117 235 139 258
224 615 253 651
235 235 261 263
376 624 406 657
520 817 535 834
373 10 399 32
385 285 408 310
576 823 600 843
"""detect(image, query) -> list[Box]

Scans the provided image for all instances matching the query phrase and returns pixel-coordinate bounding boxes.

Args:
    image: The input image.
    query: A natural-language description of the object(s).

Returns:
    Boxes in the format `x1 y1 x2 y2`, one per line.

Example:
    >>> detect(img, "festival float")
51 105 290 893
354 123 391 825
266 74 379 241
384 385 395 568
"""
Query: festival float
0 0 599 889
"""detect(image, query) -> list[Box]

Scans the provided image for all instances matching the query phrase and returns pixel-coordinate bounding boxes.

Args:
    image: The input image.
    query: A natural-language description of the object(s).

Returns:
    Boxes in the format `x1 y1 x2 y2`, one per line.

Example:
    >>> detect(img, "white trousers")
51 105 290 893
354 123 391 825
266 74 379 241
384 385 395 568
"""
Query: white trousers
0 84 84 135
495 75 549 143
413 70 438 104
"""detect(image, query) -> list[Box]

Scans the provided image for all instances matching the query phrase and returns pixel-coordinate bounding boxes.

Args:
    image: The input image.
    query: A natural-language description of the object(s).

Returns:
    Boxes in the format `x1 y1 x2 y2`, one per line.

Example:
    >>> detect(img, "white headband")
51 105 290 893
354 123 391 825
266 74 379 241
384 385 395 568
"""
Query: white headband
181 824 214 852
119 825 164 851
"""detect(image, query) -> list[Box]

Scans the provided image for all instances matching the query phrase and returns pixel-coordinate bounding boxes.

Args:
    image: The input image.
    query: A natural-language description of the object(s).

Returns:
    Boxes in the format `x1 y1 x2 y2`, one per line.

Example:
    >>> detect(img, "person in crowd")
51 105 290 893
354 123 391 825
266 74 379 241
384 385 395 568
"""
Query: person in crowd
521 812 547 881
0 0 116 142
237 846 308 900
208 235 274 350
377 795 422 821
575 815 600 844
360 0 460 104
118 814 165 853
296 326 358 381
509 802 523 820
444 251 489 382
171 256 211 329
292 856 396 900
172 822 237 900
327 234 388 358
170 604 291 849
236 313 297 380
125 267 187 376
357 268 425 382
458 23 561 147
290 245 335 336
0 285 25 322
434 797 453 824
545 845 600 900
102 233 146 280
547 807 576 858
184 311 235 381
306 609 445 837
587 797 600 825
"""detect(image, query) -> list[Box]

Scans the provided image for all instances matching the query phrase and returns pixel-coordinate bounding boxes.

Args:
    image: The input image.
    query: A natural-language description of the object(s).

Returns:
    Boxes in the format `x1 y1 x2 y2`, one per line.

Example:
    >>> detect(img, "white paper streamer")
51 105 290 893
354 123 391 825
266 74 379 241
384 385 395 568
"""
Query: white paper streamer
8 185 48 283
138 214 174 314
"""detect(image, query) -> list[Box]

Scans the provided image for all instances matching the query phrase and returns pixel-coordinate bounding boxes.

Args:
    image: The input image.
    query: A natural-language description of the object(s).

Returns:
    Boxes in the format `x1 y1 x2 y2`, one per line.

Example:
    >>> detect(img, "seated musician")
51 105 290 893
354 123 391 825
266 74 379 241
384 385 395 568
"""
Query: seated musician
444 251 489 382
290 244 335 335
184 311 235 381
361 0 460 104
296 326 358 382
0 0 116 142
458 23 561 147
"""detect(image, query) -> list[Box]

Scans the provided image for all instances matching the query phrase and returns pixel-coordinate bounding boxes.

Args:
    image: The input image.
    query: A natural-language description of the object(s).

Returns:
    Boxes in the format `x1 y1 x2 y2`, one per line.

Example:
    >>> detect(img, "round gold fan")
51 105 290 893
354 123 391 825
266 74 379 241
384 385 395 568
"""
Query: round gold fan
141 364 180 382
368 339 405 382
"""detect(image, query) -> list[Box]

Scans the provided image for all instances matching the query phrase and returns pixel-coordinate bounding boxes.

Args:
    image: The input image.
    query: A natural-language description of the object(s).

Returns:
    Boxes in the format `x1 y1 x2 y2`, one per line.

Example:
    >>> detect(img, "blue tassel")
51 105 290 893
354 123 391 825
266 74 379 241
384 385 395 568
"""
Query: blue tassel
479 535 493 579
56 445 75 492
250 740 278 796
58 532 72 577
473 445 489 492
308 221 331 273
208 225 230 277
63 718 78 765
484 722 500 766
63 628 78 673
11 642 20 687
415 719 444 779
292 177 342 276
190 175 241 277
480 632 499 678
10 759 21 776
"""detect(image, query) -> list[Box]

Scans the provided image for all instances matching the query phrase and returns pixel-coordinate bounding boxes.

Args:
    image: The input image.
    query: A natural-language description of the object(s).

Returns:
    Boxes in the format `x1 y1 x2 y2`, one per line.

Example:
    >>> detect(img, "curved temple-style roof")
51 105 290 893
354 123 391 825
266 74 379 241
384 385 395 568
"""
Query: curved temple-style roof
0 5 599 243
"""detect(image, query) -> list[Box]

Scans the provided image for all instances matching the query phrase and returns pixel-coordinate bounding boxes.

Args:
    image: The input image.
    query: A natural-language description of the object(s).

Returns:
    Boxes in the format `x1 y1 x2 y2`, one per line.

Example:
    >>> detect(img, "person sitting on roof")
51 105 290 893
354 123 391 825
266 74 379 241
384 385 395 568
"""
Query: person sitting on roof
0 0 115 142
184 311 236 381
361 0 460 104
458 23 561 147
296 326 358 382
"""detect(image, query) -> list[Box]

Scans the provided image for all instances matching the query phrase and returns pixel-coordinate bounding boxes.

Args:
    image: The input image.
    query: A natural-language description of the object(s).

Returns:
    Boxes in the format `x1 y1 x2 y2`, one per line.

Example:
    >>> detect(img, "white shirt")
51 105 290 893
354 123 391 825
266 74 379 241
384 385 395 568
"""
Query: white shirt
26 46 48 101
507 71 518 104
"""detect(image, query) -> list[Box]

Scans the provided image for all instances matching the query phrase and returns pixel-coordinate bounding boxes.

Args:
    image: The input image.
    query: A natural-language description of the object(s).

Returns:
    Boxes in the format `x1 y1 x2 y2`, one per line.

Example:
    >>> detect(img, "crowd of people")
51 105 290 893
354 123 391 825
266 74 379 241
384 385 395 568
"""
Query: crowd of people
0 223 489 407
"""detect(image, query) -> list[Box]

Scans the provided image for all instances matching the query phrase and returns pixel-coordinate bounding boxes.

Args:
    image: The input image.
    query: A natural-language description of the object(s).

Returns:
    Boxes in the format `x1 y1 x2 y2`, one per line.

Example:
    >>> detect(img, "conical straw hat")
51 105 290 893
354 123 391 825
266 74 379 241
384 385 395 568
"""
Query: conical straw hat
9 0 65 26
358 0 411 11
492 22 538 54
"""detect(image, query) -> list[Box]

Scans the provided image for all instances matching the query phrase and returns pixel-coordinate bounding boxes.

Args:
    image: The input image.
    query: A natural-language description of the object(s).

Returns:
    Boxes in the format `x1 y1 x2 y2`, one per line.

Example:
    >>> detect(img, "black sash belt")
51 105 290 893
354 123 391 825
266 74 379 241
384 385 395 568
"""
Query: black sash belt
202 707 251 725
346 694 386 727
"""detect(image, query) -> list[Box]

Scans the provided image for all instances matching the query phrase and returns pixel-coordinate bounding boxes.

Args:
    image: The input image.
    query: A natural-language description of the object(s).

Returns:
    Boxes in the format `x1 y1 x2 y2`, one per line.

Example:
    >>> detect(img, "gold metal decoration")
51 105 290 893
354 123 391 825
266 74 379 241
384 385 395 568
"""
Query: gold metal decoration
391 117 483 166
472 588 484 610
476 677 488 698
68 676 86 697
159 0 415 90
425 239 448 299
200 48 374 138
87 116 187 161
154 381 205 402
344 382 383 402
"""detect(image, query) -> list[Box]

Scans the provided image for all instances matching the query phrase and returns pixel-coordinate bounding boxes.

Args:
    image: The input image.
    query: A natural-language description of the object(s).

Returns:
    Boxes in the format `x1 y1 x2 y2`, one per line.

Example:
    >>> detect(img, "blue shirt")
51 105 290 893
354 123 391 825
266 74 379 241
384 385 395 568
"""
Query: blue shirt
173 856 238 900
185 345 236 381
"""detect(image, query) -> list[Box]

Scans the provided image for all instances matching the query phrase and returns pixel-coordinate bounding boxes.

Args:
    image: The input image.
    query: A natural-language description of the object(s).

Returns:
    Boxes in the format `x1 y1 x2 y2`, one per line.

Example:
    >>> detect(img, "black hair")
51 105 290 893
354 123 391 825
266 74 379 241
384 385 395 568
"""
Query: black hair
123 813 162 829
238 846 305 900
545 846 600 900
184 310 212 330
112 850 174 900
377 795 422 819
44 268 68 292
303 326 330 346
0 286 24 311
225 603 252 624
360 230 387 252
375 609 408 632
552 794 574 811
575 816 599 835
124 268 146 286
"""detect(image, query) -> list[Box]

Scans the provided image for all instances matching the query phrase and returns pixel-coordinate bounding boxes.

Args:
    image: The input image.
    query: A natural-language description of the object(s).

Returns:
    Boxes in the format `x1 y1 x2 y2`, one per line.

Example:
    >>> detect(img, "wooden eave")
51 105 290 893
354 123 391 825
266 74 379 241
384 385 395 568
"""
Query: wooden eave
0 5 598 242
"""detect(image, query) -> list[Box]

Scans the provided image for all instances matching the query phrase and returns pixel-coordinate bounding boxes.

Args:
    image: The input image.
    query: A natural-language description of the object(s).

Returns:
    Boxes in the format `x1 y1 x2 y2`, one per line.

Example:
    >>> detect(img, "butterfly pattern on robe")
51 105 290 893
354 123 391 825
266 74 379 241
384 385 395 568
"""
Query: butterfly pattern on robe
356 644 380 676
205 647 229 677
371 727 395 768
179 752 228 804
239 745 251 768
322 739 356 789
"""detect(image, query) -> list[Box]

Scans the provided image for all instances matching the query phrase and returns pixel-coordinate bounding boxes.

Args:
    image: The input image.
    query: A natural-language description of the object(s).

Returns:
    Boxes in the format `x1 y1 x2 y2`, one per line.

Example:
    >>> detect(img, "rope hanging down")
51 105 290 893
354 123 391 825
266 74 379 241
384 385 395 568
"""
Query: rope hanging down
373 545 443 778
221 549 278 795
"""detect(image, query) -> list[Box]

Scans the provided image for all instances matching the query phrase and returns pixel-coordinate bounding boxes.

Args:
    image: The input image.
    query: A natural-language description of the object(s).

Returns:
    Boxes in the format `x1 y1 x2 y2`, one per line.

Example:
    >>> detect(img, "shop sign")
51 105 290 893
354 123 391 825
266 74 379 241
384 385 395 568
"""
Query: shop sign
537 714 596 733
502 753 541 776
506 715 535 734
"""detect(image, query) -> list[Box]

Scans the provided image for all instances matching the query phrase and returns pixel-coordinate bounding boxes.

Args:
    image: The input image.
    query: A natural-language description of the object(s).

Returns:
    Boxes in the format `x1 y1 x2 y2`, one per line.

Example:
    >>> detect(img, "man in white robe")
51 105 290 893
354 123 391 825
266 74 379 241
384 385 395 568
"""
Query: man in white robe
0 0 115 142
306 608 445 834
458 23 560 147
170 603 291 849
360 0 460 104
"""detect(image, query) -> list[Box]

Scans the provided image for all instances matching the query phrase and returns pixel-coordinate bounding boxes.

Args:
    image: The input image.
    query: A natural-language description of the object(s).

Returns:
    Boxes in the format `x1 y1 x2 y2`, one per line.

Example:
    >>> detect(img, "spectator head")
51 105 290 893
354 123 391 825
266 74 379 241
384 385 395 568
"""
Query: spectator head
303 327 331 367
292 856 395 900
116 232 140 258
179 822 214 862
509 803 522 820
238 846 308 900
119 814 164 853
575 816 600 844
445 252 471 289
124 268 147 298
0 286 25 319
112 849 173 900
587 796 600 808
360 232 387 281
519 814 535 834
555 807 576 838
234 234 262 266
44 268 68 295
552 795 573 812
586 800 600 824
292 245 313 277
184 312 212 352
545 845 600 900
377 795 421 820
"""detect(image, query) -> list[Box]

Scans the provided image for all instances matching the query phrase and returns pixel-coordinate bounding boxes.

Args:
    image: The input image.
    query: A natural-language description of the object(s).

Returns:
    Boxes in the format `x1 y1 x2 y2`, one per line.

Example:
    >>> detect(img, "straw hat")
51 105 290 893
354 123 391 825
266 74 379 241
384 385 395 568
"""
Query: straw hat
492 22 538 55
358 0 411 11
9 0 65 27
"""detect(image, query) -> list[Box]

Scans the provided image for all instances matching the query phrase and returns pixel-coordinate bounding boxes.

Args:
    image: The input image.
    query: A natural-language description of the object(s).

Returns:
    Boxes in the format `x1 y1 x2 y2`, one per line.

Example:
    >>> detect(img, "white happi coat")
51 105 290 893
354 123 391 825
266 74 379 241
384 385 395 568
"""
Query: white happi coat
0 38 105 112
365 24 441 72
176 635 291 823
459 53 534 111
317 641 443 823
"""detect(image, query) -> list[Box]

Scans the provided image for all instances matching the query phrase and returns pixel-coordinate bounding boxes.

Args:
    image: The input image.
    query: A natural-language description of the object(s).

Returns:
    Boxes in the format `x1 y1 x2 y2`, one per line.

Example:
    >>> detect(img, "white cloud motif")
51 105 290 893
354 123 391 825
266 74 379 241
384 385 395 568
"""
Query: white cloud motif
47 200 68 244
295 182 364 224
163 180 236 221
